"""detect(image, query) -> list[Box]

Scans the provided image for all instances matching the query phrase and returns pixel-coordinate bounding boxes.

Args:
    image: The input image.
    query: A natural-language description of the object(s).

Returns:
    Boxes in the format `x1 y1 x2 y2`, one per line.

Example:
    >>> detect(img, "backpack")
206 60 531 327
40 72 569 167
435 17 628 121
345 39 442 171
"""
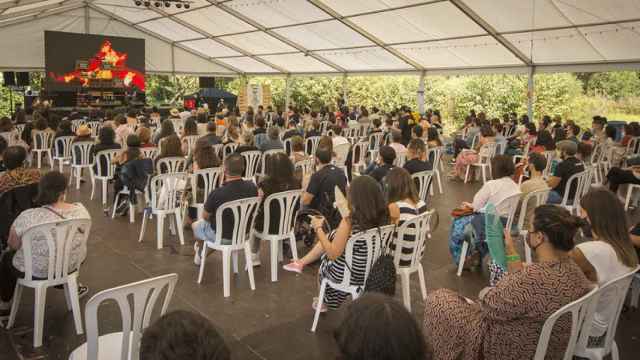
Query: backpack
364 226 396 296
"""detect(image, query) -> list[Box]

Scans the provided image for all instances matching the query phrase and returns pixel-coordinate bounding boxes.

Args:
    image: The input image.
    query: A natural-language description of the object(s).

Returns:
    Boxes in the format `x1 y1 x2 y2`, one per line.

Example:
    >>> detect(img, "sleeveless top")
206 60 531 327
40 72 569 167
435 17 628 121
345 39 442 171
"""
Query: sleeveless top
392 199 427 267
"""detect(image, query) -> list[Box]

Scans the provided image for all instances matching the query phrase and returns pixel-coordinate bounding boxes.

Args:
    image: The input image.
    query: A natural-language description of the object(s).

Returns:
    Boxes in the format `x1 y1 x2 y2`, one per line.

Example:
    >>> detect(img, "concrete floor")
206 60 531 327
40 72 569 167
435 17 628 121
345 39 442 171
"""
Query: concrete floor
1 171 639 360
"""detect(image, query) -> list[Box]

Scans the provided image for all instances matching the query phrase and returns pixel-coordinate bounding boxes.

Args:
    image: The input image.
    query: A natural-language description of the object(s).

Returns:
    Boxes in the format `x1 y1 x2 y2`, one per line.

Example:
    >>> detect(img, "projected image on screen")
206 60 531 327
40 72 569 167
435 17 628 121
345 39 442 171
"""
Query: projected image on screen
45 31 145 91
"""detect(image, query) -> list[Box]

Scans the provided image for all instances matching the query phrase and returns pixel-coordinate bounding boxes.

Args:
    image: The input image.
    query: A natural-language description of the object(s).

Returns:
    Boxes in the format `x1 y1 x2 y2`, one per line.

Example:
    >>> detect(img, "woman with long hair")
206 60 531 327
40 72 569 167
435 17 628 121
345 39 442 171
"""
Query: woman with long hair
284 175 390 310
426 127 442 147
157 134 183 161
153 119 175 145
571 188 638 345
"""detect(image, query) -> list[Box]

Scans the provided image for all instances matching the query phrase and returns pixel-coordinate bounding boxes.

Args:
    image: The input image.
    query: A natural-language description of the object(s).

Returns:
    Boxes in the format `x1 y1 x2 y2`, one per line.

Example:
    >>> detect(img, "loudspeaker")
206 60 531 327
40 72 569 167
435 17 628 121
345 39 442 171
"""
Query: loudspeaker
199 76 216 88
3 72 16 86
16 72 29 86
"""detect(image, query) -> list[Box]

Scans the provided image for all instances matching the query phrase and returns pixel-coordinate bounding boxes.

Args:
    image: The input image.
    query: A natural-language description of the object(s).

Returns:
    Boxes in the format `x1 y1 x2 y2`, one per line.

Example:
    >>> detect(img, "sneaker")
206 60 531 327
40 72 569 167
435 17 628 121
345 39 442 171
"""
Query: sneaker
251 253 261 267
312 297 327 313
77 284 89 299
193 242 202 266
283 260 304 274
115 199 129 217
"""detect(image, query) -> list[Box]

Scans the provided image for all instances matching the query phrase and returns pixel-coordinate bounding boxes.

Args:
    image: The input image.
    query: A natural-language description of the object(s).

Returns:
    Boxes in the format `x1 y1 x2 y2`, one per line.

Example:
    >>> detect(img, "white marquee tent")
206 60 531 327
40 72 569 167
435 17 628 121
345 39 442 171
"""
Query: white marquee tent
1 0 640 77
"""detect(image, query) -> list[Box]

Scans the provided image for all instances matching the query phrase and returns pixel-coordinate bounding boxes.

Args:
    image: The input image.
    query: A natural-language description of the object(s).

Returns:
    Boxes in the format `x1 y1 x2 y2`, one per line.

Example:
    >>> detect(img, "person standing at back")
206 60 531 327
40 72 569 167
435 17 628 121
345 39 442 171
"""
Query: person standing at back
192 153 258 265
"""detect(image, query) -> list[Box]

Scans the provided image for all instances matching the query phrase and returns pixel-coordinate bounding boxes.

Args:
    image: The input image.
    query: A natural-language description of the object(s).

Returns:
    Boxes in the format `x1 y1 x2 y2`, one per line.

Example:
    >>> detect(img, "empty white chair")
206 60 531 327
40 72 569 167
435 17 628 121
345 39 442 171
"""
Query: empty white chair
253 190 302 282
7 219 91 348
141 146 158 159
31 131 54 169
426 146 444 194
68 273 178 360
139 173 187 250
91 149 119 206
305 136 321 156
241 150 262 180
351 141 369 175
189 167 223 220
533 286 600 360
464 142 497 184
197 197 261 297
516 188 550 263
574 267 640 360
412 170 434 204
69 141 95 190
53 136 74 172
183 135 200 156
559 171 591 215
393 211 434 311
311 224 395 332
156 156 186 174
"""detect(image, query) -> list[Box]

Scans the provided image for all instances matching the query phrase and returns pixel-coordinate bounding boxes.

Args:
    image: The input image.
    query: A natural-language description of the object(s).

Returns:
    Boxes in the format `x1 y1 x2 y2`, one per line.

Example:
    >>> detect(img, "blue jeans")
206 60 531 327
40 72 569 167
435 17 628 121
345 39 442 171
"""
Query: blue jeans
193 219 217 244
547 190 563 204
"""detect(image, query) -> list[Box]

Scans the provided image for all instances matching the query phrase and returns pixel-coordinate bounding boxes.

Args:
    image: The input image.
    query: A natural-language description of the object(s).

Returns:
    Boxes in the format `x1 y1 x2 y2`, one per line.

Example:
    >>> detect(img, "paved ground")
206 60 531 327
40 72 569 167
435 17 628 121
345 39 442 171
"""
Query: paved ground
1 169 639 360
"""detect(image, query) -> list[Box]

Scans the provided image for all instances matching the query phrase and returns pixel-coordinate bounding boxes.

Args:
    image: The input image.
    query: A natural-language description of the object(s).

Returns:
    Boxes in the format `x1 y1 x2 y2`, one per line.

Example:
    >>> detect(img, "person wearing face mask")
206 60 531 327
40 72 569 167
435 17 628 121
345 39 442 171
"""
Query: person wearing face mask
423 205 592 360
546 140 584 204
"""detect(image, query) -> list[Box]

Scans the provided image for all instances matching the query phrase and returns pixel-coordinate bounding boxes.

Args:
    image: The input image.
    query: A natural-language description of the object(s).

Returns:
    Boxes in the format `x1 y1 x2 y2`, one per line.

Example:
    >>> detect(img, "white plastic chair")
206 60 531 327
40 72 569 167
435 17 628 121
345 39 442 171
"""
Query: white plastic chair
7 219 91 348
189 167 223 220
295 158 315 178
170 118 184 133
86 121 101 138
590 143 606 184
156 156 186 174
624 184 640 210
515 188 550 264
574 266 640 360
542 150 556 179
426 146 444 194
394 151 407 168
319 121 330 135
311 224 395 332
464 142 497 184
456 193 521 277
183 135 200 156
259 149 285 177
305 136 321 156
513 139 532 164
622 136 640 167
241 150 262 180
351 141 369 175
68 273 178 360
411 170 433 204
53 136 74 172
369 132 384 151
91 149 119 206
71 119 85 133
629 273 640 309
393 211 435 311
533 286 600 360
141 146 158 159
559 171 591 215
0 131 18 147
253 190 302 282
70 141 95 190
139 173 187 250
197 197 261 297
283 137 293 155
222 143 237 160
15 124 25 139
31 131 54 169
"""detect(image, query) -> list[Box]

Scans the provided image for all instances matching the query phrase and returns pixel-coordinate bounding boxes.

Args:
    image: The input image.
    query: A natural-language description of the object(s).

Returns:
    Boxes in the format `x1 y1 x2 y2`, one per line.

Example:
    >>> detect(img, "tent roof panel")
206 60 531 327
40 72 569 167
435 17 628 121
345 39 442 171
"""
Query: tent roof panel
349 2 486 44
316 46 413 71
575 22 640 61
93 3 158 23
319 0 427 17
182 38 242 58
462 0 572 32
174 6 256 36
218 31 297 55
217 56 278 73
161 0 210 15
4 0 67 15
259 52 337 73
138 17 203 41
504 28 605 64
224 0 330 27
272 20 373 50
173 45 234 73
554 0 640 25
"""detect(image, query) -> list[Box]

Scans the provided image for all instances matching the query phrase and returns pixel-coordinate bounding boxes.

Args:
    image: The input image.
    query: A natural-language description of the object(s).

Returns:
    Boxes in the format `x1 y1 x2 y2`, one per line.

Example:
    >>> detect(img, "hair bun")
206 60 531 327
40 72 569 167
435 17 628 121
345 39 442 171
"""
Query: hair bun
565 215 587 229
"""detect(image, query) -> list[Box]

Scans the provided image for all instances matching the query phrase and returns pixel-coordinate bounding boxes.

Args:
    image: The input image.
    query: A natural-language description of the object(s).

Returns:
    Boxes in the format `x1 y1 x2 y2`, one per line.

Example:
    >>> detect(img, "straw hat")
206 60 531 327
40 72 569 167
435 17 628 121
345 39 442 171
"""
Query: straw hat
76 124 91 137
170 108 180 117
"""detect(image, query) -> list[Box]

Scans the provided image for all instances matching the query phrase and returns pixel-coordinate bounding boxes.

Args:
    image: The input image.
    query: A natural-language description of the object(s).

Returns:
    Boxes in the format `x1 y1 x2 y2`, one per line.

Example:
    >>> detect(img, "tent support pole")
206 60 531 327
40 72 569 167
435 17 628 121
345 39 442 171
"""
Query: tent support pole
285 74 291 115
527 66 535 122
84 5 89 34
417 70 426 115
342 74 348 106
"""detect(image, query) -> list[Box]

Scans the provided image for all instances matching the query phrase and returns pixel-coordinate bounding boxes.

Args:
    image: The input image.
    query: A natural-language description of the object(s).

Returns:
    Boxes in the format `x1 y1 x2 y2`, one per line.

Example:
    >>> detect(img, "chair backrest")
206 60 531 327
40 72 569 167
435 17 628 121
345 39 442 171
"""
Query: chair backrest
343 127 358 138
170 118 184 133
283 138 293 155
260 149 286 174
156 156 186 174
0 131 17 147
32 131 54 150
412 170 434 203
533 286 600 360
212 144 224 159
15 124 25 138
626 136 640 156
20 218 91 281
496 139 508 155
394 151 407 167
426 146 443 170
53 136 74 158
560 170 588 207
241 150 262 178
214 196 261 247
260 190 302 236
575 266 640 356
478 142 497 163
334 142 351 166
369 132 384 150
183 135 200 156
190 167 223 204
71 141 95 166
86 121 101 137
516 188 550 231
319 121 330 134
470 133 480 149
141 147 158 159
351 141 369 167
393 210 435 269
222 143 237 160
305 136 321 156
295 158 315 178
590 142 606 165
339 224 395 288
84 273 178 360
94 149 120 179
498 192 522 230
149 172 187 211
71 119 85 133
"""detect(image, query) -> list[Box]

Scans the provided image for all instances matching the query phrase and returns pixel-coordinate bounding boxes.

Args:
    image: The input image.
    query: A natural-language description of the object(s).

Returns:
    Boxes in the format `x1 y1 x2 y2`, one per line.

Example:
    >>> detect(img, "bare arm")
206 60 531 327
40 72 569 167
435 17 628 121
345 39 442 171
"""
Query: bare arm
504 229 524 273
569 247 598 282
315 218 352 261
388 203 400 224
302 192 314 206
547 176 561 189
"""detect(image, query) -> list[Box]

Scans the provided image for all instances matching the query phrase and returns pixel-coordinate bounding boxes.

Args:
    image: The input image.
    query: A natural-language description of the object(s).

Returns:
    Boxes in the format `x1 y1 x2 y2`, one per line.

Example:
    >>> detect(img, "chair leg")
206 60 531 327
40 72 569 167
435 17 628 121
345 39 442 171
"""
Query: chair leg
464 165 470 183
6 284 23 328
156 214 164 249
436 170 443 194
101 180 107 207
37 152 42 169
418 264 427 301
33 286 47 348
401 272 411 312
197 245 208 284
75 168 81 190
612 341 619 360
244 243 256 290
289 234 299 260
625 186 634 210
129 202 135 224
270 240 279 282
175 211 185 246
139 210 149 243
169 214 176 236
222 249 231 297
232 252 239 274
456 241 469 277
481 166 487 184
47 151 53 169
111 193 120 219
311 281 327 332
58 160 63 173
65 276 84 335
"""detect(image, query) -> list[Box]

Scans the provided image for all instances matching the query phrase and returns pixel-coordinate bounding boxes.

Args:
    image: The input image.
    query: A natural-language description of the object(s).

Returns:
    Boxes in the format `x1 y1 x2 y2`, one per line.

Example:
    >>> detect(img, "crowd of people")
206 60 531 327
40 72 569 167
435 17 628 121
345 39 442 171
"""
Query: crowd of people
1 100 639 360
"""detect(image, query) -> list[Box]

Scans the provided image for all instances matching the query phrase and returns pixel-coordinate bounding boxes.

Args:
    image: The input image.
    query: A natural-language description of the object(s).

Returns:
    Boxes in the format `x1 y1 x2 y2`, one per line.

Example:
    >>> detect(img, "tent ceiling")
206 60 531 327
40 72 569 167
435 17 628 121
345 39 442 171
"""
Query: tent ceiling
1 0 639 75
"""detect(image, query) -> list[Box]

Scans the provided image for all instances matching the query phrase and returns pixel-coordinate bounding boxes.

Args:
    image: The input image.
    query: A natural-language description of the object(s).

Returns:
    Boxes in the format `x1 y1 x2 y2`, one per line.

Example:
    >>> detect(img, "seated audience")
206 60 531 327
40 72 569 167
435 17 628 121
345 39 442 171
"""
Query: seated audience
136 127 154 147
425 205 591 360
404 138 432 175
114 114 132 146
113 135 153 212
426 127 442 148
282 120 302 140
301 147 347 228
156 134 184 170
547 140 584 204
451 124 495 180
235 132 258 154
389 129 407 157
192 153 258 265
0 146 41 196
256 127 283 152
73 124 92 143
364 145 396 184
141 310 230 360
185 139 222 224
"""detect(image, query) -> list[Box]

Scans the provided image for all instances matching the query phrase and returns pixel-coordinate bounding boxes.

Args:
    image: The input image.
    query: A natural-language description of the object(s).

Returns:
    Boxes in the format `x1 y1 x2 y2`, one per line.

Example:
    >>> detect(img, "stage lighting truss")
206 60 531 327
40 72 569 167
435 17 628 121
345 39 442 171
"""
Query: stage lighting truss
134 0 192 9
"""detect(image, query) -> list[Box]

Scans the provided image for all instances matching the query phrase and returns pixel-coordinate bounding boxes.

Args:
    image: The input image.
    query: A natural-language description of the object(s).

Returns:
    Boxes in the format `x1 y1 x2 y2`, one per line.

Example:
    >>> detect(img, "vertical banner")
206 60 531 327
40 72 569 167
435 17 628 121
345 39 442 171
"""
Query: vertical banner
247 83 263 110
238 83 272 113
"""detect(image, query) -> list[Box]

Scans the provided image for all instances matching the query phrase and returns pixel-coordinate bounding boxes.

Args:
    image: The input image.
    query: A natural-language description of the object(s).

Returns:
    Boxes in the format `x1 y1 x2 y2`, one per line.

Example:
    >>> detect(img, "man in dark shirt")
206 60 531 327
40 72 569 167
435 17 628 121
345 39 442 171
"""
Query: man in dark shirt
193 153 258 265
282 120 302 140
199 122 221 146
403 138 433 175
547 140 584 204
364 145 396 184
303 147 347 227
